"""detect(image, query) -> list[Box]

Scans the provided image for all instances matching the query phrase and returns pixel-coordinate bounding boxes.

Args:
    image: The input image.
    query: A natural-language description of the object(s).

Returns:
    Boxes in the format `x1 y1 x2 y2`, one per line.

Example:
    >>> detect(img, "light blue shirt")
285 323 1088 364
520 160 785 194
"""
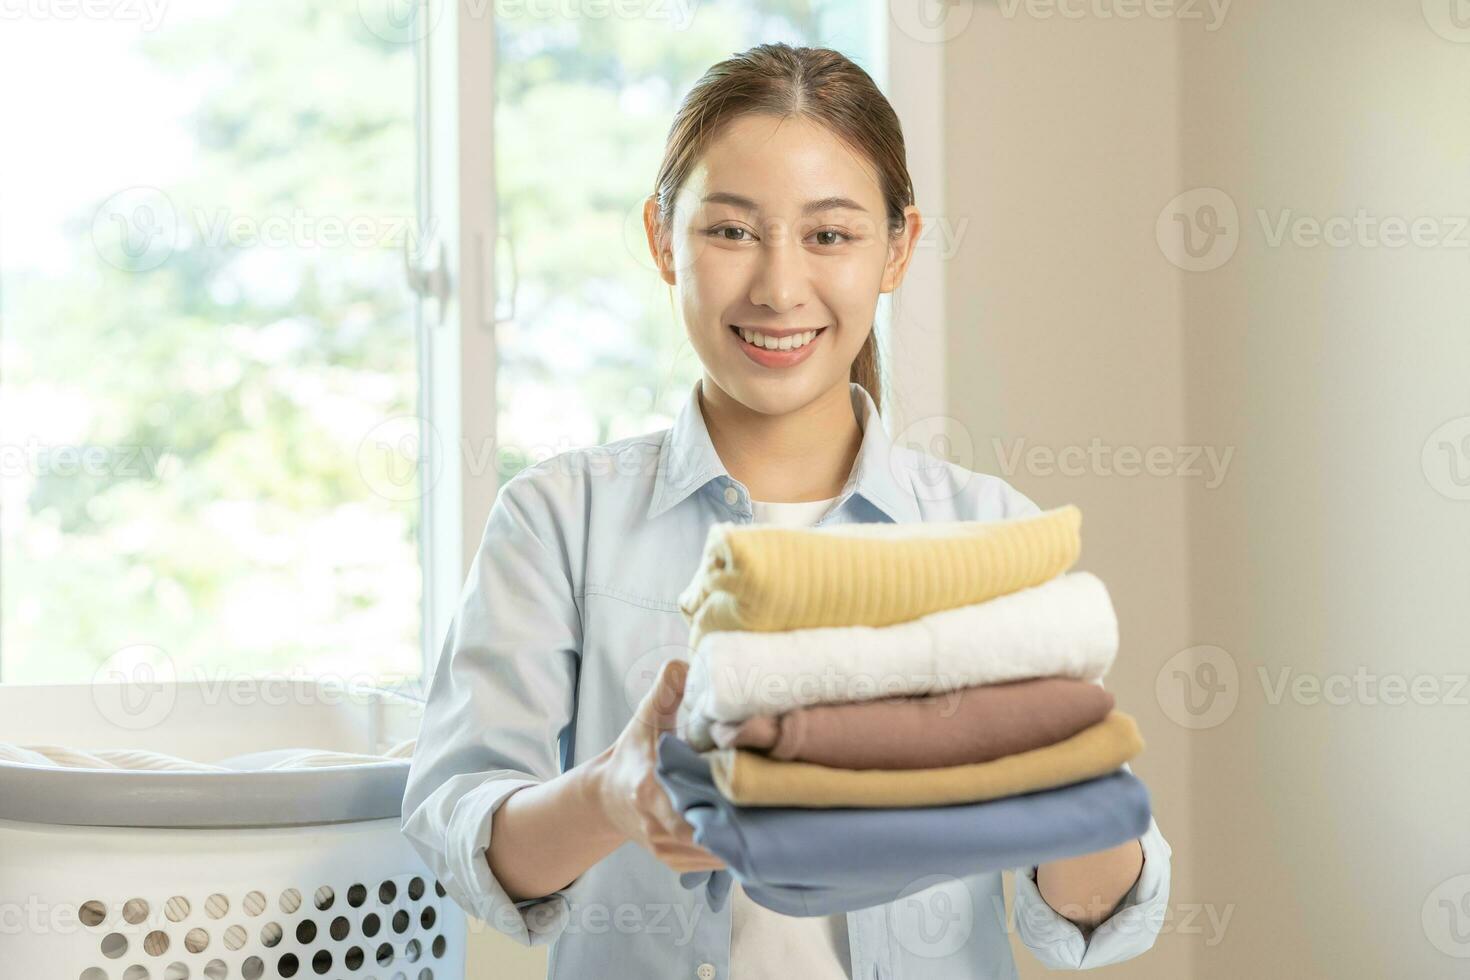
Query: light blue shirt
399 378 1173 979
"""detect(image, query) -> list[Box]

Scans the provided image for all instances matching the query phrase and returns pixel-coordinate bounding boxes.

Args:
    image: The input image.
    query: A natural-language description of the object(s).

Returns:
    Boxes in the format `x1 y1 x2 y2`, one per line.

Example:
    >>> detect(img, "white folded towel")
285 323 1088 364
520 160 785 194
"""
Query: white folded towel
678 571 1119 750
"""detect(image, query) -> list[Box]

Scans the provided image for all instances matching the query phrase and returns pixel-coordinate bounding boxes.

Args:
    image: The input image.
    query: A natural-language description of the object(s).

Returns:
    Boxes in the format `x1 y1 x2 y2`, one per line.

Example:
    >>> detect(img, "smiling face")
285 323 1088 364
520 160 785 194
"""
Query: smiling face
646 112 921 416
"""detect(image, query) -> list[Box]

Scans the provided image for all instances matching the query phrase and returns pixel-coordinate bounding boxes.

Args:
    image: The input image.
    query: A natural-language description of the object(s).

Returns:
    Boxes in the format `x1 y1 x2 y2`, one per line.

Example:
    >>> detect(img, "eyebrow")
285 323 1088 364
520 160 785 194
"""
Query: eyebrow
701 192 869 215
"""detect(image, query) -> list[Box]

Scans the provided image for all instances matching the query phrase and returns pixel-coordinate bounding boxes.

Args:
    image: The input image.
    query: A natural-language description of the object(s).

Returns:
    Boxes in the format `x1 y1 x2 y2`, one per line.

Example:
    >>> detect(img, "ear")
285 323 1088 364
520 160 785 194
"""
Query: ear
879 205 924 294
643 195 677 286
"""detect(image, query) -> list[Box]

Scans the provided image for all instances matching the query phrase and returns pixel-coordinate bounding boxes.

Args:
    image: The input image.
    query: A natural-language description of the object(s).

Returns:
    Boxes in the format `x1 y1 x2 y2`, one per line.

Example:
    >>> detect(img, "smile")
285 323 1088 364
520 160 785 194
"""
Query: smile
729 325 826 351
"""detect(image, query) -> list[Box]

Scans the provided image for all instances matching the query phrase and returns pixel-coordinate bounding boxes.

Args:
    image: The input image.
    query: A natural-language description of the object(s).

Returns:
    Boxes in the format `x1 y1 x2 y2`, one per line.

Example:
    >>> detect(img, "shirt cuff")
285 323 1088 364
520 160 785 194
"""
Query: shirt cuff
1011 815 1172 969
444 776 577 947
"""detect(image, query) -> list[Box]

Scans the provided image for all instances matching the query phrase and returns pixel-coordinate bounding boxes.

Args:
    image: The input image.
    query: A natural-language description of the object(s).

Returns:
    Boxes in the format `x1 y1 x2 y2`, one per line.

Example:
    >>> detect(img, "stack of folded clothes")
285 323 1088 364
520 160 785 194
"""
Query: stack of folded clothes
655 504 1153 917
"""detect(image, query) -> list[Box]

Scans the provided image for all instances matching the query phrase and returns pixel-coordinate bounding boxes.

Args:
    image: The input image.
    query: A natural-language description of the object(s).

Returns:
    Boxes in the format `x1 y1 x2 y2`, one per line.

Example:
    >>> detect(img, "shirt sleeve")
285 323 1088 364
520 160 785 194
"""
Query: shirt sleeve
399 470 583 947
1010 791 1173 969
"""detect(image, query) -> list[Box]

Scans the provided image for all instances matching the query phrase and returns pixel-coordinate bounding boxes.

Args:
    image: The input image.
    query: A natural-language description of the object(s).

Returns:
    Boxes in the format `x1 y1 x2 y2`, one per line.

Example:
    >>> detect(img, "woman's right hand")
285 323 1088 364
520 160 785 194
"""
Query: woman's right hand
591 658 728 874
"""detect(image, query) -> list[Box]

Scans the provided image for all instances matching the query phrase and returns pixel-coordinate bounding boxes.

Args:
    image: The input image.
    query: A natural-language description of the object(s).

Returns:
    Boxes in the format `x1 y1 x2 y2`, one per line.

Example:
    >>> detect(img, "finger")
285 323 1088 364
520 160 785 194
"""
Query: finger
650 837 723 863
665 859 727 875
636 658 688 734
658 852 726 875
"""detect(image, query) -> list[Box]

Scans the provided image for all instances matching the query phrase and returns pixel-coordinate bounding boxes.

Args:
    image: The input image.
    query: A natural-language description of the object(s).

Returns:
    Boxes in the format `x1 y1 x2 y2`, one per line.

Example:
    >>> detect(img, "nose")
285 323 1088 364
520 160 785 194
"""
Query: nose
747 228 808 315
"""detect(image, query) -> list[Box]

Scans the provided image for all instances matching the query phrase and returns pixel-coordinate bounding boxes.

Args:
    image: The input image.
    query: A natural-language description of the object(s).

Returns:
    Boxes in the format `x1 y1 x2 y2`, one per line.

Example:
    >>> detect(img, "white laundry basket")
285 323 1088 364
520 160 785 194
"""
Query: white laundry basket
0 678 466 980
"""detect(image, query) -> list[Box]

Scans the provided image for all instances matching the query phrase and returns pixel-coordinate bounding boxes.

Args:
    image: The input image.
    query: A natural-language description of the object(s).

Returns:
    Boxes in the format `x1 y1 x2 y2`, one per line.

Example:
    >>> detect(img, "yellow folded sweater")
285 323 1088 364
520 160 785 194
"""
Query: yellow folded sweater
679 504 1082 650
706 709 1141 808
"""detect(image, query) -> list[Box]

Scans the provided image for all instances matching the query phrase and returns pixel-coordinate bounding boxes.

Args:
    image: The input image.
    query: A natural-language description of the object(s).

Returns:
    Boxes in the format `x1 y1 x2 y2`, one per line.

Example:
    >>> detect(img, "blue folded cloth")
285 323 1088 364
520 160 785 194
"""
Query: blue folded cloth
654 732 1152 917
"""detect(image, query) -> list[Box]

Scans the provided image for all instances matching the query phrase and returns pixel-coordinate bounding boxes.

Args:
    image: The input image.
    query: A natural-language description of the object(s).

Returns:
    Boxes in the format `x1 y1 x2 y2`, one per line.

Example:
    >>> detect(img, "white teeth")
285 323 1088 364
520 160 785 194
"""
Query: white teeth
737 327 819 351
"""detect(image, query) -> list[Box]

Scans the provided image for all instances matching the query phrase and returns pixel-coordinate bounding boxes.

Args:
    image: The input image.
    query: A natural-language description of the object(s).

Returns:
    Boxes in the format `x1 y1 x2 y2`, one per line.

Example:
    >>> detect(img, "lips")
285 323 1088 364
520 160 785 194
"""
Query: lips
728 324 826 350
729 324 827 368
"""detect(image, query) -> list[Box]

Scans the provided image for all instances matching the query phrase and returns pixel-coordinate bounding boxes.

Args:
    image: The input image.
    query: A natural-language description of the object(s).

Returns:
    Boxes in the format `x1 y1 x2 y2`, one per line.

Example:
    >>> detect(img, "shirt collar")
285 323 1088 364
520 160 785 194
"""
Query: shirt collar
646 378 923 525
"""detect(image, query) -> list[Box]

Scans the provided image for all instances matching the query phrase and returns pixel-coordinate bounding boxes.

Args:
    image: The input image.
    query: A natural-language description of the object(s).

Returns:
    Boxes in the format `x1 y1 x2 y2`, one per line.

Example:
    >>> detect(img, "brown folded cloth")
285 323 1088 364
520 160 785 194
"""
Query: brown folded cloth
706 676 1115 770
707 710 1142 808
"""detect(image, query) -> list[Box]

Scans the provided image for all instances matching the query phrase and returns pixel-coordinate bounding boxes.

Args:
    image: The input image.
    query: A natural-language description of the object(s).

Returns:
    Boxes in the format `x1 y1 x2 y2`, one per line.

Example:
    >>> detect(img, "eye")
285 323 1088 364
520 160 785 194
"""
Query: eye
811 229 851 246
709 224 754 242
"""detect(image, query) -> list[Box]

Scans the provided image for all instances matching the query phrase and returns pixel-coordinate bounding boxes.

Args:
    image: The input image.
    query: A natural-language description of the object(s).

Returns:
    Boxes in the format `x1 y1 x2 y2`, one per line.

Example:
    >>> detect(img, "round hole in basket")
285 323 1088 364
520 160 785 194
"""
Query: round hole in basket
163 964 188 980
313 886 334 911
241 956 264 980
295 919 316 944
223 924 247 951
406 938 421 962
344 945 365 970
407 876 425 901
378 880 397 905
122 965 149 980
122 898 150 925
100 932 127 959
164 897 190 923
203 960 226 980
311 949 332 975
279 888 301 914
431 934 446 958
261 922 282 947
204 894 229 920
242 891 267 917
80 901 107 928
277 952 299 978
362 912 381 937
329 915 350 941
143 930 170 956
421 905 436 930
183 928 209 954
375 942 394 967
79 969 107 980
347 883 367 908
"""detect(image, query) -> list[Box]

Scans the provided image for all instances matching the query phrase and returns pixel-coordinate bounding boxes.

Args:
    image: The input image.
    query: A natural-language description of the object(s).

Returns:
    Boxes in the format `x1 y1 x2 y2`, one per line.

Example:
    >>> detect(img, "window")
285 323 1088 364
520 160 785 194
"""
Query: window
0 2 423 686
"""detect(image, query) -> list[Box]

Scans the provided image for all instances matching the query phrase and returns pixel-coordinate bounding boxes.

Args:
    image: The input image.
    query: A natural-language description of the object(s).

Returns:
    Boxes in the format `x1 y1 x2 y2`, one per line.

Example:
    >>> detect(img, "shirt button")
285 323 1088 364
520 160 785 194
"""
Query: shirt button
723 486 739 506
697 964 716 980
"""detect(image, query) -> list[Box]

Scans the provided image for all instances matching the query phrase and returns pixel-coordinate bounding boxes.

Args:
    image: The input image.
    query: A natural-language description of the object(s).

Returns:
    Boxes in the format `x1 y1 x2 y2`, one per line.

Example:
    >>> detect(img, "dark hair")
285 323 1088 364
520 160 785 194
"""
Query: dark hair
652 42 915 413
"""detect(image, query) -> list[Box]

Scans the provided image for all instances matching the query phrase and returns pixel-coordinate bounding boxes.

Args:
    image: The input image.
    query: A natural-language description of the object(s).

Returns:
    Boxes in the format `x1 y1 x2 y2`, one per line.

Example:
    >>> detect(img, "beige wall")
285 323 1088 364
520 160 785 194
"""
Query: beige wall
1179 1 1470 977
948 1 1470 977
943 5 1192 978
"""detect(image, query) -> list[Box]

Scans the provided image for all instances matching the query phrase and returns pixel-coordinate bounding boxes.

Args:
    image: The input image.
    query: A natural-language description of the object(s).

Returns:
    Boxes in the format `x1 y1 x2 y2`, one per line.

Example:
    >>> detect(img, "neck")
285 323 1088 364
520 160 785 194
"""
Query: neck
697 377 863 503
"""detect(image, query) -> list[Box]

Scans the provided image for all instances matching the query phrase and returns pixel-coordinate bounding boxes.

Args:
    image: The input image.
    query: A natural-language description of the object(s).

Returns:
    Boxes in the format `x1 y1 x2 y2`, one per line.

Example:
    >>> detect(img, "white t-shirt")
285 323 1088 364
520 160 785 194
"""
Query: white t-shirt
729 493 852 980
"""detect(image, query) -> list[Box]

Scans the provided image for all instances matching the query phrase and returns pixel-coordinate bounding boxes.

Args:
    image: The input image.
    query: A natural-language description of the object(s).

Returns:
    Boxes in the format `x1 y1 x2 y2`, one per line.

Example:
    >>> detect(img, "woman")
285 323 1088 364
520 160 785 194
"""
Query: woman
401 43 1171 979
